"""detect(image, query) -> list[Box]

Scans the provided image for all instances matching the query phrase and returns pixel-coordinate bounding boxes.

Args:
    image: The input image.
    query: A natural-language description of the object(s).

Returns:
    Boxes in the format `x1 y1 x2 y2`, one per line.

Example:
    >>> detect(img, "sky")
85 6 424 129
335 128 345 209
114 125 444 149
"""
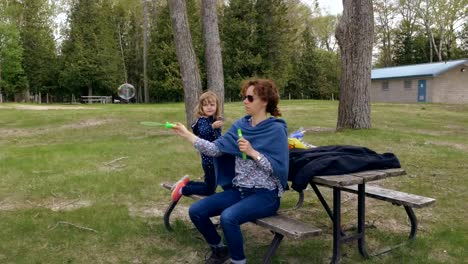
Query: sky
302 0 343 15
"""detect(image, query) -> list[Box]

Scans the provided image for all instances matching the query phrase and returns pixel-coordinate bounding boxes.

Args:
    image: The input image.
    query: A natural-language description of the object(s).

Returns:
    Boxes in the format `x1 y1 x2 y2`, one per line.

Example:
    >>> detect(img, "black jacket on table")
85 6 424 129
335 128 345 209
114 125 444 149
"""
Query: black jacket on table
288 145 401 192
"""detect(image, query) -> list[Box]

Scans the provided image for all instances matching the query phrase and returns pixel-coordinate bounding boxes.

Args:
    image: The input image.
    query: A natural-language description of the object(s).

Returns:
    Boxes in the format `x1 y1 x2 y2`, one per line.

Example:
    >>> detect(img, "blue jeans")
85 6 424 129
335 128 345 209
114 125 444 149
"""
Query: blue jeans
182 163 216 196
189 187 280 261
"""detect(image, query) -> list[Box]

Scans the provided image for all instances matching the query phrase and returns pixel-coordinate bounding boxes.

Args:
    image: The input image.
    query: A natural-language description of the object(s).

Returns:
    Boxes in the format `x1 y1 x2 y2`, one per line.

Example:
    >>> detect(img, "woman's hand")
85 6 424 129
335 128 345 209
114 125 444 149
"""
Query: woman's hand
237 137 259 158
172 122 198 143
212 120 224 129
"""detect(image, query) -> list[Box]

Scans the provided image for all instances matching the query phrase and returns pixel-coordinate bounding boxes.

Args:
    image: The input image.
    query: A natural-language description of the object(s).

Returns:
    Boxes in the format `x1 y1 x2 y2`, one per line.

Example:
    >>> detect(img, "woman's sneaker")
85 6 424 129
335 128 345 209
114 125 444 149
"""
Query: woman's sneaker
171 175 190 201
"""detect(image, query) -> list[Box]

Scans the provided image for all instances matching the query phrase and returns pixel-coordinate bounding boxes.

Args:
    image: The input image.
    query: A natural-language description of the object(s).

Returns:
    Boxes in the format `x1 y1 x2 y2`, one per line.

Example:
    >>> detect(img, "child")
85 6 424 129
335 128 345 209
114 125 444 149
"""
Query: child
171 91 224 201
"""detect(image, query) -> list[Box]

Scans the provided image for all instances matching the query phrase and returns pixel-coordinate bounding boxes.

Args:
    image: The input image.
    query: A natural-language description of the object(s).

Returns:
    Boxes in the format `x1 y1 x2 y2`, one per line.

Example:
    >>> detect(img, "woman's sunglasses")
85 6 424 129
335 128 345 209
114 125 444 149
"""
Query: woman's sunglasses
242 95 255 103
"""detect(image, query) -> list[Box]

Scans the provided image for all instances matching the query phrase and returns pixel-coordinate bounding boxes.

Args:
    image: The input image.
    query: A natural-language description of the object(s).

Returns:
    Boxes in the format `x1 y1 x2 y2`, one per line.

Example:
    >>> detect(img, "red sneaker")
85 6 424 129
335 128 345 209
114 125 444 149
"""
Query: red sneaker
171 175 190 201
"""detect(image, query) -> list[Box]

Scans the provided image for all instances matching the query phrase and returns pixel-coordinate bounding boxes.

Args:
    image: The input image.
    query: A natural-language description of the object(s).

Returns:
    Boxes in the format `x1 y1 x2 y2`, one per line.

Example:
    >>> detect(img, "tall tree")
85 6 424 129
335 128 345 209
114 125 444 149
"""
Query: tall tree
459 21 468 57
336 0 374 130
433 0 468 60
202 0 224 114
120 1 144 101
148 2 182 102
60 0 123 98
254 0 296 89
392 23 430 64
310 15 338 52
168 0 203 126
221 0 258 100
374 0 397 67
0 6 27 102
19 0 58 102
386 0 422 65
143 0 149 103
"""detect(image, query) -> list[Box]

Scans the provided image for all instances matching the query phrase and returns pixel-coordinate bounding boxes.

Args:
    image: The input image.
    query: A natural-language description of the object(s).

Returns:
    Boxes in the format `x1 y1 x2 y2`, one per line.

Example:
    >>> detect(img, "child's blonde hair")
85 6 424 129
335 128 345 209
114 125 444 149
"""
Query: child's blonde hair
194 91 221 119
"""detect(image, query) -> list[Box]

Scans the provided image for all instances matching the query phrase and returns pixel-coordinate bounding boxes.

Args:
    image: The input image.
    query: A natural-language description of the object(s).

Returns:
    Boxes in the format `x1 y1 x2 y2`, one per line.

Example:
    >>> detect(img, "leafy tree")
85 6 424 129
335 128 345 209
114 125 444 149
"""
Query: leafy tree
19 0 58 101
287 25 340 100
310 15 338 52
457 21 468 57
148 1 183 102
59 0 123 98
392 24 431 65
221 0 259 100
0 19 27 101
286 26 319 99
373 0 397 67
254 0 296 89
121 2 144 101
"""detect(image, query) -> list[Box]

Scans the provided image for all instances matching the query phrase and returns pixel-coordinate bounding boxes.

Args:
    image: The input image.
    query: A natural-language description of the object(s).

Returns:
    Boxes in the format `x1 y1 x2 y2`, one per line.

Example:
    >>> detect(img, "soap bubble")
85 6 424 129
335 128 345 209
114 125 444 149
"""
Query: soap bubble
118 83 136 100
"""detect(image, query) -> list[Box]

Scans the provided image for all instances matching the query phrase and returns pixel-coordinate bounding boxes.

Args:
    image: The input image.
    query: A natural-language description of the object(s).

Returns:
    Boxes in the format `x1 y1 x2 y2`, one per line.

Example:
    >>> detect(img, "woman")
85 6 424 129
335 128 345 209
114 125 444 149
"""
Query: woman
172 79 289 264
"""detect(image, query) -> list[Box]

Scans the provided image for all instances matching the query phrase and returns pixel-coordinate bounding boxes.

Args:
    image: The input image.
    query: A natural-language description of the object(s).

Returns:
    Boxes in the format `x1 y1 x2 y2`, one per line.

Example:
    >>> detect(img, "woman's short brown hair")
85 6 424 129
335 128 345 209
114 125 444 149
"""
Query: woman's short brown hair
240 79 282 117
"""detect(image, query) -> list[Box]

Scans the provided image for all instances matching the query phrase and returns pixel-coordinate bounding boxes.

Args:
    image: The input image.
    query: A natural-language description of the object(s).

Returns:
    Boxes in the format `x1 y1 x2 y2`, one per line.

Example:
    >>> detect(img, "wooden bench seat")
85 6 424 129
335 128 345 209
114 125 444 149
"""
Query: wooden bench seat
161 182 321 263
337 183 435 255
308 168 436 258
340 184 435 208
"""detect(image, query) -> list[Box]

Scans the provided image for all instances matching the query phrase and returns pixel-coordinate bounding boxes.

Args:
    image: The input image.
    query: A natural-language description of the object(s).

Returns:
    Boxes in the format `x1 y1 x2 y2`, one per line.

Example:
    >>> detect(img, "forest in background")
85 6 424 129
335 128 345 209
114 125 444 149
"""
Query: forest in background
0 0 467 103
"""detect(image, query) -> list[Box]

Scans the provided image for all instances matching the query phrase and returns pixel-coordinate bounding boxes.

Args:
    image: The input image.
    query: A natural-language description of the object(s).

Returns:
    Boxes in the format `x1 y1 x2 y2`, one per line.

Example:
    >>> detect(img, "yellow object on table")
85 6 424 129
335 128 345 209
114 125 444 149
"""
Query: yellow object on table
288 138 308 149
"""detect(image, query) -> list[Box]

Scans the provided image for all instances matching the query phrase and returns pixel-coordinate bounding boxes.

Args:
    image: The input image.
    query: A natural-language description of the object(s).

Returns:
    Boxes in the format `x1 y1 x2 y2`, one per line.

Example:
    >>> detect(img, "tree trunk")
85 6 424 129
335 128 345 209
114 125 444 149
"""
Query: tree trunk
118 24 128 83
202 0 224 116
335 0 374 130
168 0 203 126
0 65 3 103
143 0 149 103
87 83 93 104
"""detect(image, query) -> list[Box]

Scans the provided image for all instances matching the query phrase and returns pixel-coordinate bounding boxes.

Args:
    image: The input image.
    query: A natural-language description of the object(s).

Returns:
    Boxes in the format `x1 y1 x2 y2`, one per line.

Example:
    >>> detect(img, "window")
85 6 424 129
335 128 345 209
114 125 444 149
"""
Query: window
382 81 389 91
404 79 412 89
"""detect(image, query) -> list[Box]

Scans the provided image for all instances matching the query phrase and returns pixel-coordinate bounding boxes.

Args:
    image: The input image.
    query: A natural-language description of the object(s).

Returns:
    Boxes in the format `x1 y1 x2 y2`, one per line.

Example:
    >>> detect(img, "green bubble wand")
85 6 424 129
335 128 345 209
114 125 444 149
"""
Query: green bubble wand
140 121 176 128
237 128 247 160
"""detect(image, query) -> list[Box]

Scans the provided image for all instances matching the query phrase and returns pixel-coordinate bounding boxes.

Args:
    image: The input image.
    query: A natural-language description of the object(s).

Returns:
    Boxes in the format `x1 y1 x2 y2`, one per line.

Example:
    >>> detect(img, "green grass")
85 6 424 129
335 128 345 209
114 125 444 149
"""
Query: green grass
0 101 467 263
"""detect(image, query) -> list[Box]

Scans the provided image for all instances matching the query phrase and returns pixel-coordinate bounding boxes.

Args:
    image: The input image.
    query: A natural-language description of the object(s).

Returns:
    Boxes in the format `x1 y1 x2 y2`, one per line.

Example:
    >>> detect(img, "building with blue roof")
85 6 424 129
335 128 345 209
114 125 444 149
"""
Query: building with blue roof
370 59 468 104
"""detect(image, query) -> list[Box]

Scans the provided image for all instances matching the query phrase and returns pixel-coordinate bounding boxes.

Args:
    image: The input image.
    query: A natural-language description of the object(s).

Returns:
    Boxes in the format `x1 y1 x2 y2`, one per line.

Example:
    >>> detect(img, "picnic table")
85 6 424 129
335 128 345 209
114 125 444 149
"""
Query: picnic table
309 168 435 263
81 95 112 104
161 168 435 263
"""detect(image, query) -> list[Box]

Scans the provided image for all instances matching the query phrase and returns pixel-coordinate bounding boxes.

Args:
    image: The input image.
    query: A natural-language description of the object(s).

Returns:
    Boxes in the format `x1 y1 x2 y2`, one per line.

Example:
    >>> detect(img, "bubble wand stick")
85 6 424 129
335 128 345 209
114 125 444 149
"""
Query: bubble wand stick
237 128 247 160
140 121 176 128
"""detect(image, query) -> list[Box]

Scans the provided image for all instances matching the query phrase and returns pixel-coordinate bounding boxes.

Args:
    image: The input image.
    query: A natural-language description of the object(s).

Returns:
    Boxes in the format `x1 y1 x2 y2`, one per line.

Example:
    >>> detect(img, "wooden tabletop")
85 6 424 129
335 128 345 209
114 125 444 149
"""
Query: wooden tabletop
311 168 406 187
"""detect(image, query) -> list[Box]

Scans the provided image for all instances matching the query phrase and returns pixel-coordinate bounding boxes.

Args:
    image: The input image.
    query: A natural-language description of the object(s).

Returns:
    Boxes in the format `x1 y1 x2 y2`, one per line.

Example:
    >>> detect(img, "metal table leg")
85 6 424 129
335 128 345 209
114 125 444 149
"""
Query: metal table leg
331 187 341 264
357 184 369 258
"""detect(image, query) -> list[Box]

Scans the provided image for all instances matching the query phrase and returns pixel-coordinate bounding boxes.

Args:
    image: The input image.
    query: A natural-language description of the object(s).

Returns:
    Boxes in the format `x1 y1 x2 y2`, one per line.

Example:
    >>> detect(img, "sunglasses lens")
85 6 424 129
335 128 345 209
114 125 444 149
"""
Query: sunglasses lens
243 95 254 102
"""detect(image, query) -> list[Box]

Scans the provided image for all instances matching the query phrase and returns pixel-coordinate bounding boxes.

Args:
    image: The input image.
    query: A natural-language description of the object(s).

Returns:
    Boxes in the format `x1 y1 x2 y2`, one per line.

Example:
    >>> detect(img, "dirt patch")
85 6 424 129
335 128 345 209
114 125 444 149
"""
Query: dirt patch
413 129 450 136
424 141 468 151
0 104 93 110
45 199 93 212
444 124 468 131
304 127 336 133
0 197 93 212
0 118 115 138
128 203 191 221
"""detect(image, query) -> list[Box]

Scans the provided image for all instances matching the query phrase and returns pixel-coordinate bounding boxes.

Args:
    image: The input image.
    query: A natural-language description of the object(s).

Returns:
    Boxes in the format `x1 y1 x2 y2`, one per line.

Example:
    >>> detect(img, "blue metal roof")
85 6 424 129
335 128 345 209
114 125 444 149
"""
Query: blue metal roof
371 59 468 80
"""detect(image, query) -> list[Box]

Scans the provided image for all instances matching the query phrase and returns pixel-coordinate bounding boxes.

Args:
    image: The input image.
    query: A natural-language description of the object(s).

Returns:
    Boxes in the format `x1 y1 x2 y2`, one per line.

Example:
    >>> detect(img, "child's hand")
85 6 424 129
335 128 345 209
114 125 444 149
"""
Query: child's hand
212 120 224 129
